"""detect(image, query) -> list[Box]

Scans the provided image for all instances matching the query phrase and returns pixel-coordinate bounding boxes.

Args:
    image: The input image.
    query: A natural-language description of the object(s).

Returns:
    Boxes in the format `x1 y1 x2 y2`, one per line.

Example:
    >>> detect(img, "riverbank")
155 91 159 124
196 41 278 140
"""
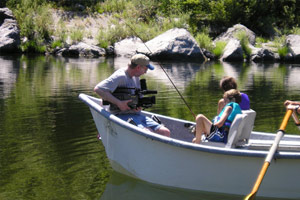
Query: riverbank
1 7 300 63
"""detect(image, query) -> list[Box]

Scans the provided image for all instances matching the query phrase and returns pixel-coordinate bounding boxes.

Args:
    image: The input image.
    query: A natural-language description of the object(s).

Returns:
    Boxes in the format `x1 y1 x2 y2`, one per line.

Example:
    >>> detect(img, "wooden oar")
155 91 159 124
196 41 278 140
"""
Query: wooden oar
244 109 293 200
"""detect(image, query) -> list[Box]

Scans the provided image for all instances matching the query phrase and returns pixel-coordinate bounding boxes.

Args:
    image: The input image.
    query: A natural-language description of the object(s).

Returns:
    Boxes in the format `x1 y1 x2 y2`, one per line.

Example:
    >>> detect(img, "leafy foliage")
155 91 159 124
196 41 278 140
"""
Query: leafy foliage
213 41 227 59
5 0 300 54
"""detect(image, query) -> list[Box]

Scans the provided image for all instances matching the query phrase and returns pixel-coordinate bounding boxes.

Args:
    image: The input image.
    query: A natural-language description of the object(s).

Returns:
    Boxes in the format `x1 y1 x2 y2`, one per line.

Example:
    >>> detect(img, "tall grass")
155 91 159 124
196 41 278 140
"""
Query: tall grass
8 0 53 53
70 28 84 44
235 31 252 59
290 27 300 35
96 0 190 48
273 36 289 58
255 37 268 48
213 41 227 58
195 32 213 51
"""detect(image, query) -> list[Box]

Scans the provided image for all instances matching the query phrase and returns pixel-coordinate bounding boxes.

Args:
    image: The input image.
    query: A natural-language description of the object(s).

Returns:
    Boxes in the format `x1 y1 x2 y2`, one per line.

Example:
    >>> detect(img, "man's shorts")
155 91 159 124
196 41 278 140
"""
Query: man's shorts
116 113 161 131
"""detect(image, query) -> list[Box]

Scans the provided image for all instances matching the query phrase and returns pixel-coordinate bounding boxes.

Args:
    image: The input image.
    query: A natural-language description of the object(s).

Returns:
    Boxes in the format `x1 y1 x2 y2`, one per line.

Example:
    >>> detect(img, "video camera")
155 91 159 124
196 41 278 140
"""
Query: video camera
103 79 157 110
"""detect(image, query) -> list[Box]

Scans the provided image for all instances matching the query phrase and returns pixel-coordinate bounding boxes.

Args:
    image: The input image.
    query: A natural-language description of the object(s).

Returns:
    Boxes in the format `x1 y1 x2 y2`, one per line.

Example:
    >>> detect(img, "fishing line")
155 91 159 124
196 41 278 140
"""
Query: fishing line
121 19 196 119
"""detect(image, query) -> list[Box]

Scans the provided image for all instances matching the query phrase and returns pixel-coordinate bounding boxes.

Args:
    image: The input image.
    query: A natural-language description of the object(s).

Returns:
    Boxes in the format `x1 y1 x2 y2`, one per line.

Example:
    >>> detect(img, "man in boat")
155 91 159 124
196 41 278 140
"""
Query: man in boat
94 54 171 137
193 89 242 144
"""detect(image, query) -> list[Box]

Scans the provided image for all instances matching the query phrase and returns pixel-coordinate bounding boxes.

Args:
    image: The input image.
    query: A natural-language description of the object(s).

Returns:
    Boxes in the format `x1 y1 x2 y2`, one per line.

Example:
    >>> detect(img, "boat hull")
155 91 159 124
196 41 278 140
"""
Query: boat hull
80 94 300 199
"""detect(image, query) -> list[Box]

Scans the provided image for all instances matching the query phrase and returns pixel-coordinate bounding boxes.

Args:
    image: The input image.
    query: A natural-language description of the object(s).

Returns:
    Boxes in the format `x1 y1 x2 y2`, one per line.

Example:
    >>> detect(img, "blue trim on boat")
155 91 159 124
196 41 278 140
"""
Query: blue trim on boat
79 93 300 159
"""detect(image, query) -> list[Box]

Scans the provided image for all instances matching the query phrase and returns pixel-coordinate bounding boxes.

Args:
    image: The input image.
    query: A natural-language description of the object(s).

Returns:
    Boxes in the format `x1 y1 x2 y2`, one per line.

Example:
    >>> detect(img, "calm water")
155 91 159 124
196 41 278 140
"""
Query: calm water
1 55 299 200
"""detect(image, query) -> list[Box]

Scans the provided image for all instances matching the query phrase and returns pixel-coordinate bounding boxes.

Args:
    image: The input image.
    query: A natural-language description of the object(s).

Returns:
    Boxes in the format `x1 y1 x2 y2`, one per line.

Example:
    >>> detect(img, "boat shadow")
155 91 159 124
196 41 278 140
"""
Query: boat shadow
99 171 280 200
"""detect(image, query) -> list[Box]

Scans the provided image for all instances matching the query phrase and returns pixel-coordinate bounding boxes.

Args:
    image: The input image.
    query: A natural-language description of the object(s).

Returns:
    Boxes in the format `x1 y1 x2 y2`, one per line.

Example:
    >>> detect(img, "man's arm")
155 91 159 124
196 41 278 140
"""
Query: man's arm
94 87 132 111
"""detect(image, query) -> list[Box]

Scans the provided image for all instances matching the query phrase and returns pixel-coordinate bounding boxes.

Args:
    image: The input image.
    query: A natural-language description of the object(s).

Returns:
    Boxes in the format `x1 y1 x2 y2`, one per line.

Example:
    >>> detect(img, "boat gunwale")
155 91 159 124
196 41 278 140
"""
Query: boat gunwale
79 93 300 159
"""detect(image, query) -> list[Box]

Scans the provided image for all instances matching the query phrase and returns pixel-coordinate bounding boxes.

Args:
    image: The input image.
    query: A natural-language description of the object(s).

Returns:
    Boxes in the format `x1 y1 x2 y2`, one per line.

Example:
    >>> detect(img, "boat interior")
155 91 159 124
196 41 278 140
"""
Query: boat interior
143 109 300 152
88 94 300 152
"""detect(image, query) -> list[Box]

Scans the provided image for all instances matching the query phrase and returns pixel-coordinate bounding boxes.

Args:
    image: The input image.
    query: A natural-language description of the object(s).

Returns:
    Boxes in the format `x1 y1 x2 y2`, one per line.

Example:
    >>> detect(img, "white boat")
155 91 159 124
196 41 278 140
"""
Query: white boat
79 93 300 199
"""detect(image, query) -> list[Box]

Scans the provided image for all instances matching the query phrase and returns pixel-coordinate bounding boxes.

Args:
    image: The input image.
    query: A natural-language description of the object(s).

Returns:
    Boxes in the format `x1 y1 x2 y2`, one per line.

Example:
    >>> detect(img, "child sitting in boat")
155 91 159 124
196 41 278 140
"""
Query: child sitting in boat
192 89 242 144
218 76 250 114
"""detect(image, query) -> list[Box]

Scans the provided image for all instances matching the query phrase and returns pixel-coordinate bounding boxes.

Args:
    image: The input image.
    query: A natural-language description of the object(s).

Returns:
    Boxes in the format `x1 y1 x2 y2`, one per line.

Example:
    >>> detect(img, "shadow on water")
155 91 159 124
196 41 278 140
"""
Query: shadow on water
101 171 288 200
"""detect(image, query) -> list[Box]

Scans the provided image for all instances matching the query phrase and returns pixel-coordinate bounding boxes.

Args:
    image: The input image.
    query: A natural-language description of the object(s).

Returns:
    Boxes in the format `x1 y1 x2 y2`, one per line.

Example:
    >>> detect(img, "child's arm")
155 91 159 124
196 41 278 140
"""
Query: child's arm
214 106 232 128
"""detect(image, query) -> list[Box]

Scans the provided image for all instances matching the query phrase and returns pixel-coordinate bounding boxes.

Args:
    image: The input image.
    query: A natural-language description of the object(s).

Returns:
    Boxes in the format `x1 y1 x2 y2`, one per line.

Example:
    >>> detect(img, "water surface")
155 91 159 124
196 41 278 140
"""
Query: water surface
1 55 299 200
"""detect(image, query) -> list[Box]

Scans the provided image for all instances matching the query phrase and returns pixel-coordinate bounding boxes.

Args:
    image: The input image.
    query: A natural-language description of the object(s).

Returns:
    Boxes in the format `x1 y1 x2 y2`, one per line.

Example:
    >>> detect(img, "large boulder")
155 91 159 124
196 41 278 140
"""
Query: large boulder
56 42 105 58
286 34 300 62
114 36 144 57
214 24 256 46
0 8 20 53
137 28 206 62
251 48 276 62
0 7 14 24
221 39 244 62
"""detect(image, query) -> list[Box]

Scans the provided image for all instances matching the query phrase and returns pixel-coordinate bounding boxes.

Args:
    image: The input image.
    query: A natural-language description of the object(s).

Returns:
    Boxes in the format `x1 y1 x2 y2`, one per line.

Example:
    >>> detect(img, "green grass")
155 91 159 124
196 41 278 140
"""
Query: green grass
255 37 269 48
96 10 190 48
70 28 84 44
195 32 213 51
213 41 227 58
290 27 300 35
272 36 289 58
235 31 252 59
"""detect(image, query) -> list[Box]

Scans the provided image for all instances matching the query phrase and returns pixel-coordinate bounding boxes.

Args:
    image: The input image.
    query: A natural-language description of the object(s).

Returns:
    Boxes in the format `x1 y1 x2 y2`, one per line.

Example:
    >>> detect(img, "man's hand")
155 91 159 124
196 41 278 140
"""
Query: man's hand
117 99 132 111
284 100 293 106
287 104 299 110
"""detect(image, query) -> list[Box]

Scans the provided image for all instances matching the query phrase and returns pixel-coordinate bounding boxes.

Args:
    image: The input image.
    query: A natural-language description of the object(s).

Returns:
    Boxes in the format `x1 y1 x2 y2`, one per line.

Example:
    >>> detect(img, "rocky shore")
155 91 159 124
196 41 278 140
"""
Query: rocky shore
1 7 300 63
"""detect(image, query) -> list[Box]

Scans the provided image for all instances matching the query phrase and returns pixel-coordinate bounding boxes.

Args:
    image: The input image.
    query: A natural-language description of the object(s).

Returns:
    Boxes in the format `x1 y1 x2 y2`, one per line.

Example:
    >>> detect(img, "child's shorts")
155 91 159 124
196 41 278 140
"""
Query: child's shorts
206 124 228 143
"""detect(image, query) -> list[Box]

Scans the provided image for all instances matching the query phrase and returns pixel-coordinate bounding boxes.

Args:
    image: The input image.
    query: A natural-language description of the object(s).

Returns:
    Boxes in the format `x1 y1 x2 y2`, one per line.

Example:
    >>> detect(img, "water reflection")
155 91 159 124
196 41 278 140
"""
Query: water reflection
0 55 20 99
101 172 284 200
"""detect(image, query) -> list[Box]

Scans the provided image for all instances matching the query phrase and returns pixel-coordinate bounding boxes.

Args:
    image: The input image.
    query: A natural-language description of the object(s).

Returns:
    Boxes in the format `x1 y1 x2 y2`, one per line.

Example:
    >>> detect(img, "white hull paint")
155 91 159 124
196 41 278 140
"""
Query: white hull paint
79 94 300 199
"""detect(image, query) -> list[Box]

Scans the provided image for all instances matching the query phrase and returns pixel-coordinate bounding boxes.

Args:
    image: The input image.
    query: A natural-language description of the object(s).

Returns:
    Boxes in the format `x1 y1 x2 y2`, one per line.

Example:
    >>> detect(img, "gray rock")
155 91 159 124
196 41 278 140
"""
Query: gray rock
286 34 300 62
137 28 206 62
0 8 20 53
251 48 275 62
56 42 105 58
214 24 256 46
0 7 14 24
221 39 244 62
114 37 144 57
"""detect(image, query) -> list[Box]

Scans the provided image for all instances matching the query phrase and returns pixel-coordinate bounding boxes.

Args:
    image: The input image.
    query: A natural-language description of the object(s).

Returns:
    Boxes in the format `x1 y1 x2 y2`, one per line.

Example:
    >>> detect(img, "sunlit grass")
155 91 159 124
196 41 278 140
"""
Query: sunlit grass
213 41 227 59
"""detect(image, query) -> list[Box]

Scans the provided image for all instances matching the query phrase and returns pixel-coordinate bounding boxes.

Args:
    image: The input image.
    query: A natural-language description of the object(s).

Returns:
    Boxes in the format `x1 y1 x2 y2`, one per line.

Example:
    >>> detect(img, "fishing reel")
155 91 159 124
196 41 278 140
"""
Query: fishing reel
103 79 157 110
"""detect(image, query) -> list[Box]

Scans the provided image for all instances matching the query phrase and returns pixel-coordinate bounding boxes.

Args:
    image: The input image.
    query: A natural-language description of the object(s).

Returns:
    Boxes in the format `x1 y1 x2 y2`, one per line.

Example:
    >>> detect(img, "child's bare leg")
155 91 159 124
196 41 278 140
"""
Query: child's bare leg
193 114 212 144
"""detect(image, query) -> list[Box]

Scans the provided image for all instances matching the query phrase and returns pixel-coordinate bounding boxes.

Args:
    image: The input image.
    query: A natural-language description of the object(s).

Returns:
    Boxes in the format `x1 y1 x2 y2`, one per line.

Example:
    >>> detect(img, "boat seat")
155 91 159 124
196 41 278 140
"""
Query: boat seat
202 109 256 148
202 113 248 148
238 109 256 145
225 113 248 148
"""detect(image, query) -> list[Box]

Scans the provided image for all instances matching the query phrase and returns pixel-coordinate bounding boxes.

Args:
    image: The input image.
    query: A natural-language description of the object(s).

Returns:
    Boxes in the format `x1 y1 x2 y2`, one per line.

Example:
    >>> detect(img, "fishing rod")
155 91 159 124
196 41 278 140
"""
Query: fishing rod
121 20 196 119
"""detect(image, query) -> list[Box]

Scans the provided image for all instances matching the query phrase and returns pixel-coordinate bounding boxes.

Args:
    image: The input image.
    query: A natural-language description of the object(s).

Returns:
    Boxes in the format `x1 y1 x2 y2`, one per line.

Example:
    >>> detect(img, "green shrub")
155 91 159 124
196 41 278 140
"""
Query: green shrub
12 0 53 41
54 20 68 43
97 10 190 49
278 46 289 58
195 32 213 51
291 27 300 35
50 40 63 49
235 31 252 59
95 0 127 14
21 40 46 53
255 37 268 48
8 0 53 53
213 41 227 59
70 28 84 43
